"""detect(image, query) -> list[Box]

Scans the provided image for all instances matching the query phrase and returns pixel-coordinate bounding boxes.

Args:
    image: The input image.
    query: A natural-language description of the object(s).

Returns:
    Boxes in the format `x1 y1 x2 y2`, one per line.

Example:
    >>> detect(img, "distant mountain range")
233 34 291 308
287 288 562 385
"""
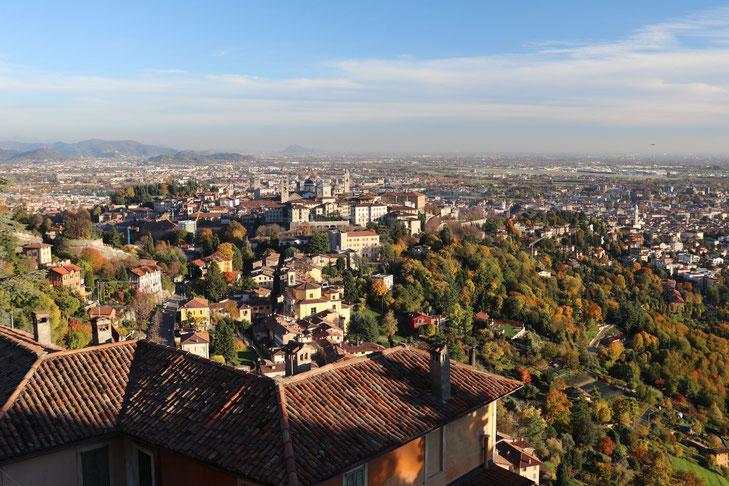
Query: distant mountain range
0 138 177 160
146 151 253 164
0 138 256 163
0 147 70 163
281 144 322 154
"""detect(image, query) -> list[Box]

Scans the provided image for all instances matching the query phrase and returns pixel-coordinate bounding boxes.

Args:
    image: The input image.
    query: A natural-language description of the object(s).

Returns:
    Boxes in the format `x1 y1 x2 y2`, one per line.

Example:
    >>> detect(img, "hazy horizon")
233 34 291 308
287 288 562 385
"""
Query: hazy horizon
3 1 729 154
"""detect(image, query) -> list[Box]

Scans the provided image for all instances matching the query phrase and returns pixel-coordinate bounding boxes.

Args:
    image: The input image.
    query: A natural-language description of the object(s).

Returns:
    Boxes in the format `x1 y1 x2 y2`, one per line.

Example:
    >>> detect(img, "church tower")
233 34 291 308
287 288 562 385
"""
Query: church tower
280 177 290 203
343 169 351 194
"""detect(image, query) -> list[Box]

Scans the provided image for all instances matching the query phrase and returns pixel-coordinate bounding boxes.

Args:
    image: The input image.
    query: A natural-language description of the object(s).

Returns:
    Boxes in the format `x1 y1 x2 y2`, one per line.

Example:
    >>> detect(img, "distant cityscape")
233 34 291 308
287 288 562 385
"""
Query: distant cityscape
3 143 729 485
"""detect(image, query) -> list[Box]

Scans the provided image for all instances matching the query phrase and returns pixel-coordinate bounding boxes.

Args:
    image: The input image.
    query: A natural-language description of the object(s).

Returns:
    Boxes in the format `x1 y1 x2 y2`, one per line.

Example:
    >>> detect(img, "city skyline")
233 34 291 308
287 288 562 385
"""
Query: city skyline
3 1 729 153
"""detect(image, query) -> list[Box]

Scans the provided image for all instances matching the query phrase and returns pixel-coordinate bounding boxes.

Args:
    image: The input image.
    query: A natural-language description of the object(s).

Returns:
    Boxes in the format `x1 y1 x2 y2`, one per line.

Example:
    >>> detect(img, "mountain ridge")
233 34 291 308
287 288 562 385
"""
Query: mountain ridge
0 138 176 158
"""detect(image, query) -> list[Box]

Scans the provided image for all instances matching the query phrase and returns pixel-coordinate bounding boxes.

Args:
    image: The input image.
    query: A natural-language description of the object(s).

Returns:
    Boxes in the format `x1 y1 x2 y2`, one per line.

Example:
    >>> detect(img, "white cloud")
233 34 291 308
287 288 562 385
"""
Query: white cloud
2 5 729 151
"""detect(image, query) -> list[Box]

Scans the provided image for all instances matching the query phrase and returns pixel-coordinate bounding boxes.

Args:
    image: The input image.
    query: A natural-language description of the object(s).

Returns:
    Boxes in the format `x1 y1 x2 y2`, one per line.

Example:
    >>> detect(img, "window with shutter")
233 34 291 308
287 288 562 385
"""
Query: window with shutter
425 427 446 480
79 445 110 486
343 464 367 486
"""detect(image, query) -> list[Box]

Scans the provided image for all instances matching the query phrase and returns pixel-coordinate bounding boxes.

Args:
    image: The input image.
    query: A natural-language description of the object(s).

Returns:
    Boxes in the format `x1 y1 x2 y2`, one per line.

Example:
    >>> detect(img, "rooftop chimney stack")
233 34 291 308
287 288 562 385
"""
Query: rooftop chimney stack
32 311 52 345
284 343 312 377
429 344 451 402
91 317 113 345
469 346 477 367
284 350 296 377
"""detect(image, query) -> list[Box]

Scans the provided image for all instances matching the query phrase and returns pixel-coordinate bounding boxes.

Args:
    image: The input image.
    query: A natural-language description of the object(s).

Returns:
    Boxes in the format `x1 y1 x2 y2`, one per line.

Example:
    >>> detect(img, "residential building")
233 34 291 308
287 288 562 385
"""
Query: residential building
328 229 381 259
380 191 426 212
0 329 523 486
350 203 388 226
179 297 210 326
47 263 85 295
180 331 210 359
21 242 52 265
284 282 351 331
129 263 163 294
494 434 542 484
190 254 233 277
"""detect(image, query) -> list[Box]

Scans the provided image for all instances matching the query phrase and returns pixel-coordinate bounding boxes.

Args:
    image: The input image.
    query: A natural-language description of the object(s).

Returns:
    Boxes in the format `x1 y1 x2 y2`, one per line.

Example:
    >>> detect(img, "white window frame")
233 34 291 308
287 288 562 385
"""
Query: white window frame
77 442 111 486
343 464 367 486
132 445 156 486
423 426 446 482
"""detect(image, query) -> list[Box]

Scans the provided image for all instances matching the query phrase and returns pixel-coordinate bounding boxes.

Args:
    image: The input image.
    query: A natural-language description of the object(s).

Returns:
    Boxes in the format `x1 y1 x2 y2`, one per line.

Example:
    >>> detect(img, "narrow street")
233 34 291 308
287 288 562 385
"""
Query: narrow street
159 293 183 347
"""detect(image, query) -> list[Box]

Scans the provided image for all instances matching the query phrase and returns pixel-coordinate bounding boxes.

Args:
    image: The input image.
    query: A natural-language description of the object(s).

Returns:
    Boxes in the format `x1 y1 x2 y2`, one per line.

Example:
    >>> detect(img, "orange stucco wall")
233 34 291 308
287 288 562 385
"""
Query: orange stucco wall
318 401 496 486
159 450 239 486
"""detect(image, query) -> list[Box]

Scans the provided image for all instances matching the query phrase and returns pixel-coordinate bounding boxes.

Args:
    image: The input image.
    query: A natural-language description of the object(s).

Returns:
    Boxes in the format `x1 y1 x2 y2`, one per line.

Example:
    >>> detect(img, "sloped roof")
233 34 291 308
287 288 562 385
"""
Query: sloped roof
0 327 63 406
119 344 285 485
0 330 521 486
496 440 543 469
450 464 535 486
281 348 521 484
180 332 210 345
181 297 209 309
0 341 135 459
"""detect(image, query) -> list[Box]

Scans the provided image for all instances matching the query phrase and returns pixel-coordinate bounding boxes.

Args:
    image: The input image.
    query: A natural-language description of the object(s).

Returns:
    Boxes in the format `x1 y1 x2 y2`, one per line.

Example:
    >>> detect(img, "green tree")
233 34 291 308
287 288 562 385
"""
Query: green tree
202 262 227 301
381 310 398 340
211 319 235 363
556 460 569 486
343 270 360 302
142 233 155 255
232 245 243 271
439 226 452 246
570 397 596 448
307 232 330 255
349 311 379 342
104 229 123 248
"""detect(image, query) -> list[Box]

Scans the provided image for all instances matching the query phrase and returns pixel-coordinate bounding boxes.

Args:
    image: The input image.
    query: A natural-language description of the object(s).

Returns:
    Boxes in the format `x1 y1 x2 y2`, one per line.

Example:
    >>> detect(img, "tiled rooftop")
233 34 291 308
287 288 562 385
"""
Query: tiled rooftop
0 329 521 485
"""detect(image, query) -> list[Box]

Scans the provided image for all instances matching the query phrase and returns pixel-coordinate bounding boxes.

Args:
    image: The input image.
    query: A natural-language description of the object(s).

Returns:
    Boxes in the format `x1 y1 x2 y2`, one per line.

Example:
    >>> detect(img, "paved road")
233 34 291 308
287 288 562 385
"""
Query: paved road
159 294 183 347
588 324 614 352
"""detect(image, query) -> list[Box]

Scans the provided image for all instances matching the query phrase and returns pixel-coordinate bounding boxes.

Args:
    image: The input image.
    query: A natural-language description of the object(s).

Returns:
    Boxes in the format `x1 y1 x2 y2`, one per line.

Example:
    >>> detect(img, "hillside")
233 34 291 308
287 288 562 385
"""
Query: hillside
281 144 322 154
146 151 252 164
51 138 176 157
7 148 70 163
0 148 19 161
0 139 176 158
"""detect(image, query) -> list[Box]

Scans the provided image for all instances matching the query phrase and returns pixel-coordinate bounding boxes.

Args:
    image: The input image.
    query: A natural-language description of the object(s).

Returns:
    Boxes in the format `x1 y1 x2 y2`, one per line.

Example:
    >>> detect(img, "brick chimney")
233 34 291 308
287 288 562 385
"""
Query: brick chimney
91 316 113 345
429 344 451 401
32 311 52 345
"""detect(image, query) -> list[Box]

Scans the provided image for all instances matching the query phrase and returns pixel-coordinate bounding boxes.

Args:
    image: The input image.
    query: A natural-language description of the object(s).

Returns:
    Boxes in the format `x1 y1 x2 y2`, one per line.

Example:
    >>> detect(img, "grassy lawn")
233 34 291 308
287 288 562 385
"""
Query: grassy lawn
495 325 518 339
230 347 258 369
364 309 382 320
584 323 600 344
668 453 729 486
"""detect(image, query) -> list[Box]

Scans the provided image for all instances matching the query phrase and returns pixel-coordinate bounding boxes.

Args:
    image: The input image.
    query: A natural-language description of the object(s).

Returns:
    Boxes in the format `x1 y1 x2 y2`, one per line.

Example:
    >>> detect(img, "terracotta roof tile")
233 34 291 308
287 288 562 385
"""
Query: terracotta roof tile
281 347 521 484
0 336 521 486
0 326 63 407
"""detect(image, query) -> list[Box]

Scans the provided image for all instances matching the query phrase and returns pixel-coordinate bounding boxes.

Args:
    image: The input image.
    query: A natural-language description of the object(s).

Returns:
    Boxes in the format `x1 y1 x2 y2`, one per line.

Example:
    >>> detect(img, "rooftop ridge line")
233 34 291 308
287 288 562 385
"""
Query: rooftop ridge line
276 383 299 486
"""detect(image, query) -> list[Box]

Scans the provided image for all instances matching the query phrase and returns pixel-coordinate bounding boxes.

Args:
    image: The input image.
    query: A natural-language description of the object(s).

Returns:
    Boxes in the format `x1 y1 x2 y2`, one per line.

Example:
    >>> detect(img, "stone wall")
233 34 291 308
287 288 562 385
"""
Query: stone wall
56 238 137 263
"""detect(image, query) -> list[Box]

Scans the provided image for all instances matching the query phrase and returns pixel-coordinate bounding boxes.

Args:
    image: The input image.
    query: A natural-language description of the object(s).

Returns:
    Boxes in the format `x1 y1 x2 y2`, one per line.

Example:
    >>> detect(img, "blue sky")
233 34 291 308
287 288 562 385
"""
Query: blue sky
2 1 729 153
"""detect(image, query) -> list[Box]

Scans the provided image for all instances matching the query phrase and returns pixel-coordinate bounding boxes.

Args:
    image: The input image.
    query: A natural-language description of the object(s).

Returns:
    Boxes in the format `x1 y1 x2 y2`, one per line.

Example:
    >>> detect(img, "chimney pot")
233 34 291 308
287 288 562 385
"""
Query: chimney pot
469 346 477 366
32 311 52 345
429 344 451 401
